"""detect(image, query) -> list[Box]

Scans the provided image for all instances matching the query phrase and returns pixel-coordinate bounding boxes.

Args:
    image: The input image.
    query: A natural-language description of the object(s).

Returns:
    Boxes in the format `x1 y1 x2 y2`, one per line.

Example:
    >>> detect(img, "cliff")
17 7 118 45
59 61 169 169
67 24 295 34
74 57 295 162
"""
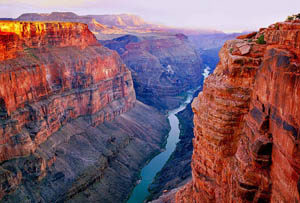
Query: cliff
0 21 137 200
2 101 170 202
176 20 300 202
103 34 204 110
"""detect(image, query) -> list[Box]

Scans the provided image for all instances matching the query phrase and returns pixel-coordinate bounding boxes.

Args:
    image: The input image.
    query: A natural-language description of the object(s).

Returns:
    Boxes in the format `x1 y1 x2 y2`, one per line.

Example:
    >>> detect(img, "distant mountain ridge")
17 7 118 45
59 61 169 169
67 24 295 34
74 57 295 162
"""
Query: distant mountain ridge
13 12 163 39
7 12 231 40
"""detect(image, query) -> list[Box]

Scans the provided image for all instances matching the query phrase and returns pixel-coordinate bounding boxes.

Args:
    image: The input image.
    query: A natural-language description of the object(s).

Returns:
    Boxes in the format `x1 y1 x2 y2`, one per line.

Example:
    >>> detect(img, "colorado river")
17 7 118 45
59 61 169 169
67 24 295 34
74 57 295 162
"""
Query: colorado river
127 90 195 203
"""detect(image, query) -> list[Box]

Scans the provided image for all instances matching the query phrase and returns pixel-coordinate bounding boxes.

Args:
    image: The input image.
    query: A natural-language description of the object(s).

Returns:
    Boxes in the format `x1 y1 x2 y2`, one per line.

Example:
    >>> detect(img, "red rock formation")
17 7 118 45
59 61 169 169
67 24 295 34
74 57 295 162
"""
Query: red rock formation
0 21 97 60
0 21 136 166
176 20 300 202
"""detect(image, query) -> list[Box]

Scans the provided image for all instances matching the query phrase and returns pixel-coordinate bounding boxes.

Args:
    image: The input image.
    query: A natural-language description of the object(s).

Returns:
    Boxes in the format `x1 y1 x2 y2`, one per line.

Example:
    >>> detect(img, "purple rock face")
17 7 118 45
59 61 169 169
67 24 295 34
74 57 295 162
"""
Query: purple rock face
103 34 204 110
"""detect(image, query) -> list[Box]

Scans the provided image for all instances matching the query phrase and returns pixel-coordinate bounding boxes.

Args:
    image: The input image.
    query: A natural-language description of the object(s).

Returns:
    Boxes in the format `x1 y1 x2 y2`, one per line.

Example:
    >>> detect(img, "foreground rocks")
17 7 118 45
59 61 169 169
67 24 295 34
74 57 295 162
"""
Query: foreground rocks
176 20 300 202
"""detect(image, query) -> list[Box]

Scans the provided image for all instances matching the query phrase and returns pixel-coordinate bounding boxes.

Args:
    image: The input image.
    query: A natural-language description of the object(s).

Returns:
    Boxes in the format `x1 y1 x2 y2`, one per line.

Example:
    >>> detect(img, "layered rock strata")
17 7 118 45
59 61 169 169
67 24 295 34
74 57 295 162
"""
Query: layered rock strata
0 21 136 199
176 20 300 202
103 34 204 110
1 101 169 203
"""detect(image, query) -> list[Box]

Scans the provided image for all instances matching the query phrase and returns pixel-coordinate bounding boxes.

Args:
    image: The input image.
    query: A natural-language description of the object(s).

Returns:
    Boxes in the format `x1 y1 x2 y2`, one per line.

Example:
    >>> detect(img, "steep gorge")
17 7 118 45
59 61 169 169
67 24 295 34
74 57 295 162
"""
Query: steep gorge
102 34 204 110
0 21 169 202
176 20 300 202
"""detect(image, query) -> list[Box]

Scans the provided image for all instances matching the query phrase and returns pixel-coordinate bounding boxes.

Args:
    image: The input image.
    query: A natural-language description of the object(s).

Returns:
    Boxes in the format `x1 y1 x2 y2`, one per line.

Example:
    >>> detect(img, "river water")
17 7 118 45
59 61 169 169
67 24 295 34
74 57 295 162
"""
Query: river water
127 90 195 203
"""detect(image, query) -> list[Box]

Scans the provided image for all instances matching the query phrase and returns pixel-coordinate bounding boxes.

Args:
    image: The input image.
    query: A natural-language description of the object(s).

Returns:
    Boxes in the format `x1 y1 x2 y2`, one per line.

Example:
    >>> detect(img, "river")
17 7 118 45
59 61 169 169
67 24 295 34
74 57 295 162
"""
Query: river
127 90 195 203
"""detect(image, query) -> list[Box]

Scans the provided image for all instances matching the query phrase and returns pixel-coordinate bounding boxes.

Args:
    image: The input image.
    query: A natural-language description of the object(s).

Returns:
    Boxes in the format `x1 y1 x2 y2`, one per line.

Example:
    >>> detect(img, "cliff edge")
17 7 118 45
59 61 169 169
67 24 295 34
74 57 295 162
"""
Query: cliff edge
176 19 300 202
0 21 137 200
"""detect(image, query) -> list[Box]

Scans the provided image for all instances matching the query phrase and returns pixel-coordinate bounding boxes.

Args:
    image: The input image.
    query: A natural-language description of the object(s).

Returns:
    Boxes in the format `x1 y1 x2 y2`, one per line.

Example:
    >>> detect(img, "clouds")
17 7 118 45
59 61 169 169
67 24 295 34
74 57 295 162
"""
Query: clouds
1 0 300 32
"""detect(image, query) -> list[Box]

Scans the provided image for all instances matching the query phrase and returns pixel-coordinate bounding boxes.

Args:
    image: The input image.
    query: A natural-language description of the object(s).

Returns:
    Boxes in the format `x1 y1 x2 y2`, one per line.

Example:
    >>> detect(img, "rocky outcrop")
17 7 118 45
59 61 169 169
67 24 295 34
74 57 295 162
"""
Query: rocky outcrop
0 21 97 60
103 34 204 110
176 20 300 202
0 21 136 199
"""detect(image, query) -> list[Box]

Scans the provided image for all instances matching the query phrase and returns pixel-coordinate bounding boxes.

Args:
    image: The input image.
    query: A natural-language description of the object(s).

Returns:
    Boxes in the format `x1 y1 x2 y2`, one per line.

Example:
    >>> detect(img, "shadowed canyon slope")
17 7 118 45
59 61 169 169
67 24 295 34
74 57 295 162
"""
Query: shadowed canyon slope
176 20 300 202
0 21 170 202
102 34 204 110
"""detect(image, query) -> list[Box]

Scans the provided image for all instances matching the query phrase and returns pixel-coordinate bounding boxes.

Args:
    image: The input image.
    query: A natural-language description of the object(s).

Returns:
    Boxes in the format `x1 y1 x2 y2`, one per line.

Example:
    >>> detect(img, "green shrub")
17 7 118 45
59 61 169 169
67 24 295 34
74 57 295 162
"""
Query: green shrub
286 13 300 21
286 16 294 21
229 48 233 53
256 35 266 45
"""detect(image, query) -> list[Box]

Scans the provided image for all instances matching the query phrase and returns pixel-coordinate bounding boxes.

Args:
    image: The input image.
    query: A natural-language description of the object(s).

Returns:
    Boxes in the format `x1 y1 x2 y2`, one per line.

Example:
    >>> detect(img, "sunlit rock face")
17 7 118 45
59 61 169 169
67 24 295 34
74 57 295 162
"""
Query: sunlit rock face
14 12 163 39
176 20 300 202
0 21 136 199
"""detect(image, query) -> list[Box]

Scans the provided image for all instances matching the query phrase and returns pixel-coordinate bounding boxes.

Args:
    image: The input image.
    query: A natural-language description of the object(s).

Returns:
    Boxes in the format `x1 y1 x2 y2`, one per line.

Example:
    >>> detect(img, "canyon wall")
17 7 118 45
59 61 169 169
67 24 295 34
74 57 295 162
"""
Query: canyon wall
7 12 206 111
0 20 138 200
1 101 170 203
176 20 300 202
103 34 204 110
0 21 136 163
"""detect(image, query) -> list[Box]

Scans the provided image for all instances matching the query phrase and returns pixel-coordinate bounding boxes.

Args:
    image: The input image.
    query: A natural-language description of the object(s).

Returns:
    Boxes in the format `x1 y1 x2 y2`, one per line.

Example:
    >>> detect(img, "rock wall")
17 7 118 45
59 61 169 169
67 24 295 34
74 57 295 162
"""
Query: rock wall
0 21 136 200
1 102 169 203
176 20 300 202
103 34 204 110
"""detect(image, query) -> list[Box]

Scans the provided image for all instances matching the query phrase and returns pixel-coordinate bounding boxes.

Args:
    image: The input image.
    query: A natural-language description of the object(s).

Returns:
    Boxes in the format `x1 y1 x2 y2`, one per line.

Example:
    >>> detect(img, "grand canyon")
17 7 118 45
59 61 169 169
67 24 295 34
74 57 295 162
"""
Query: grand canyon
0 2 300 203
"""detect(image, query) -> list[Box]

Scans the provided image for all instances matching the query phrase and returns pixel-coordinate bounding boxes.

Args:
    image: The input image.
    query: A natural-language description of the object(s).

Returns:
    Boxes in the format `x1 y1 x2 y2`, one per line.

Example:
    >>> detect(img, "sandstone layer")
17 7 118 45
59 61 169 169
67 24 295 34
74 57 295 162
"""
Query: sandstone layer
103 34 204 110
176 20 300 202
0 21 136 199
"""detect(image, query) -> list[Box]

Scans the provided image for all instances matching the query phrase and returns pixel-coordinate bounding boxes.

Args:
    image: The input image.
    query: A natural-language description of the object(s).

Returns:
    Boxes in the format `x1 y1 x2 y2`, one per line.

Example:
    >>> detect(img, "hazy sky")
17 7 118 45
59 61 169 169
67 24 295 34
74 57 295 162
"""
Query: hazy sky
1 0 300 32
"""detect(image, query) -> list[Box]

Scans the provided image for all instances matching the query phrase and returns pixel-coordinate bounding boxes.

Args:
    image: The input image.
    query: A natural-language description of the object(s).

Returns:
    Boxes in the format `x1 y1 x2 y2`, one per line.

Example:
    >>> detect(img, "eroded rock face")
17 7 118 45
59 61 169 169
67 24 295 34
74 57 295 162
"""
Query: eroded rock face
103 34 204 110
176 20 300 202
0 21 136 199
1 102 169 203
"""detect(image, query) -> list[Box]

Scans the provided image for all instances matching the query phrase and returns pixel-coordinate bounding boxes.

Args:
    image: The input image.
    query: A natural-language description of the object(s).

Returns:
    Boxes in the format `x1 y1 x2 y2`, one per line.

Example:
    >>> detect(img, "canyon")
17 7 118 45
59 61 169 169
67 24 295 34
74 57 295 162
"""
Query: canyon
176 19 300 202
0 15 213 202
8 12 226 111
102 34 204 110
0 21 170 202
3 10 296 203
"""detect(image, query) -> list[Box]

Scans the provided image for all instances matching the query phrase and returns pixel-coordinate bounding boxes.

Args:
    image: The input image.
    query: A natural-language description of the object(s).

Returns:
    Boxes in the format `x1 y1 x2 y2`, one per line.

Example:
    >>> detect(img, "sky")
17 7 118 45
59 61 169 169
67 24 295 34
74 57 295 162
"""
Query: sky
1 0 300 32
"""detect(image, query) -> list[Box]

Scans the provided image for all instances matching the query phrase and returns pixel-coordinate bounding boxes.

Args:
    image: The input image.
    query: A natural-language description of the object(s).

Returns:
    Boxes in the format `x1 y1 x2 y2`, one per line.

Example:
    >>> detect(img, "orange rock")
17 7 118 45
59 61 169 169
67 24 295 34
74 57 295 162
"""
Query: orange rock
236 32 257 39
0 21 136 164
176 20 300 202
